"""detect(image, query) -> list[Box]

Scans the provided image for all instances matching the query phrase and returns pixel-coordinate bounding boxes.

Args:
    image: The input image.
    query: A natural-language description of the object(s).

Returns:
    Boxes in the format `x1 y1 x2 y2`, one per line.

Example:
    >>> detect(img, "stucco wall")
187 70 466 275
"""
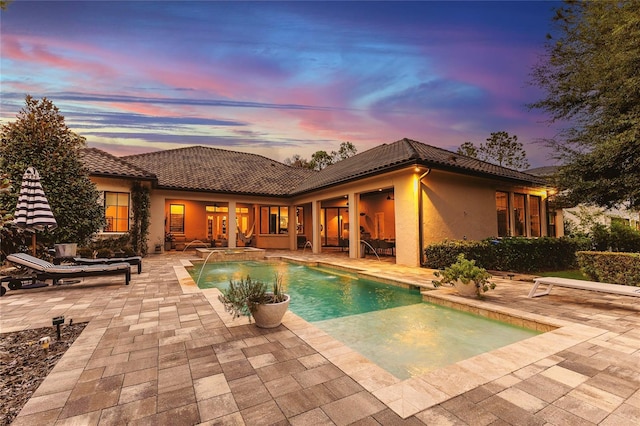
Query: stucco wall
421 170 498 245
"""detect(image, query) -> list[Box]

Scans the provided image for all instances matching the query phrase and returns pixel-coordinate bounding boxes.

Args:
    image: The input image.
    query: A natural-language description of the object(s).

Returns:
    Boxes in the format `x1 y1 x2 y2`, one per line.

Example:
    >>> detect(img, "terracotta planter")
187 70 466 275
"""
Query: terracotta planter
453 279 479 297
252 294 290 328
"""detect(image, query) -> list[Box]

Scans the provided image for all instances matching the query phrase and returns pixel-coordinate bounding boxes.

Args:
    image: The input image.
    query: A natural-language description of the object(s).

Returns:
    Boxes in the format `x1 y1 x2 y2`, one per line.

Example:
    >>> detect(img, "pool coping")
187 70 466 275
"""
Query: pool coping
179 257 609 419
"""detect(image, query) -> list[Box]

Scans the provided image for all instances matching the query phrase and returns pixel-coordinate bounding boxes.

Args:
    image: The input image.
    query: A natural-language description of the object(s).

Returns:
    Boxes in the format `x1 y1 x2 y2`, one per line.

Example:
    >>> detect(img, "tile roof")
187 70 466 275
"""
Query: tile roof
290 138 547 194
80 148 156 180
122 145 316 196
82 139 547 197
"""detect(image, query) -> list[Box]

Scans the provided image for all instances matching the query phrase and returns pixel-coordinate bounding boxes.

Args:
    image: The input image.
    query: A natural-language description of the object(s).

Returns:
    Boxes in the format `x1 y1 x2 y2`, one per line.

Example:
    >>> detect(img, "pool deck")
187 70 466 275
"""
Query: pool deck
2 251 639 425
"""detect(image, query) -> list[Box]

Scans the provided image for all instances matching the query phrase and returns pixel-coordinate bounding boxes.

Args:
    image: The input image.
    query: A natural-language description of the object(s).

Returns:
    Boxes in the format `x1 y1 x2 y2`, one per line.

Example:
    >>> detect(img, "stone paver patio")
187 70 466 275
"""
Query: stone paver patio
1 251 639 425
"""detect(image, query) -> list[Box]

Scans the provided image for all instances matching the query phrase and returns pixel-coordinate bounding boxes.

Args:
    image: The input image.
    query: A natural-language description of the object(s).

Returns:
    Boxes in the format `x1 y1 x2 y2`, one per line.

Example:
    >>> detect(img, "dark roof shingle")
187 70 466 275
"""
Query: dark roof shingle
80 148 156 180
290 138 546 194
122 146 315 196
82 139 547 196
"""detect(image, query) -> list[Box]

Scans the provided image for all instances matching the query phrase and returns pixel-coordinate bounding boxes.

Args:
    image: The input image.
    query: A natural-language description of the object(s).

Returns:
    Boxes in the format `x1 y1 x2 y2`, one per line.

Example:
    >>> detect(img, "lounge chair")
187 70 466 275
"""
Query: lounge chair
72 256 142 274
528 276 640 298
6 253 131 287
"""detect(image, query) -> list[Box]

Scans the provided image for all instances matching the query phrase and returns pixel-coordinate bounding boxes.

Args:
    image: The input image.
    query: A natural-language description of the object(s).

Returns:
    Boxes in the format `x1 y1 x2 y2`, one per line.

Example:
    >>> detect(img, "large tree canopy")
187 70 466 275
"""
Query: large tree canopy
0 96 105 248
529 0 640 209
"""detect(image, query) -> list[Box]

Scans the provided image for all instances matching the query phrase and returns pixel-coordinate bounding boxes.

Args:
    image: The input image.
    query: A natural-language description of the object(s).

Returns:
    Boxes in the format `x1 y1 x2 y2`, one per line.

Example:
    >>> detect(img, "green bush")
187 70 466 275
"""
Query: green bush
608 222 640 252
424 237 590 273
588 222 640 252
76 247 94 258
96 248 113 259
577 251 640 286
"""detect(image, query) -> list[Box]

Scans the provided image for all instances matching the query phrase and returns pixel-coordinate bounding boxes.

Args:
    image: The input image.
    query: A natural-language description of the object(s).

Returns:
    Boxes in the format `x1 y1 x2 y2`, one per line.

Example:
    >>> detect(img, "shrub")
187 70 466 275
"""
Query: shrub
76 247 94 258
608 222 640 252
424 236 590 273
577 251 640 286
95 248 113 259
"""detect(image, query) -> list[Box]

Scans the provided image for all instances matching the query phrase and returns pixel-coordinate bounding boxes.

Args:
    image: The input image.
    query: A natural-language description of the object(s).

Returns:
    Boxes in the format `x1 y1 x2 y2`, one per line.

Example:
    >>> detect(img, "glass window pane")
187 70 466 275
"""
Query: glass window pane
529 196 541 237
280 207 288 234
513 194 526 236
104 192 129 233
170 204 184 233
496 192 509 237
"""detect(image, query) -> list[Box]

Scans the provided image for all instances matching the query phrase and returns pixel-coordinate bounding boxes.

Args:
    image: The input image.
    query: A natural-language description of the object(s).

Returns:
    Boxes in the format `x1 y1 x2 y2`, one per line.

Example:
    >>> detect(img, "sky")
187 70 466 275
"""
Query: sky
1 0 562 168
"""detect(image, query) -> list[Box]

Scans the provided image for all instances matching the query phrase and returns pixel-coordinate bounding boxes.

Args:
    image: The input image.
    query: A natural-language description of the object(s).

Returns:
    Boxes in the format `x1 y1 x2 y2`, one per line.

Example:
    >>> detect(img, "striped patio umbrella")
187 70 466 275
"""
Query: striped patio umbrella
13 167 57 255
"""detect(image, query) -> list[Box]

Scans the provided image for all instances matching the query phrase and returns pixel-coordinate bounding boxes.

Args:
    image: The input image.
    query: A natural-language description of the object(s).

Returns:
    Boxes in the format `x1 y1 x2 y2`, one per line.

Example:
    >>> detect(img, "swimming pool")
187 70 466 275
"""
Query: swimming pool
191 261 540 379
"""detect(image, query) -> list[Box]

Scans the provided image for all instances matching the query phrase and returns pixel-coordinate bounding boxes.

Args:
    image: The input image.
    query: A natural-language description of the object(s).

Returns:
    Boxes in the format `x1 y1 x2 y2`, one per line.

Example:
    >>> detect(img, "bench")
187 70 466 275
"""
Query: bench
528 277 640 298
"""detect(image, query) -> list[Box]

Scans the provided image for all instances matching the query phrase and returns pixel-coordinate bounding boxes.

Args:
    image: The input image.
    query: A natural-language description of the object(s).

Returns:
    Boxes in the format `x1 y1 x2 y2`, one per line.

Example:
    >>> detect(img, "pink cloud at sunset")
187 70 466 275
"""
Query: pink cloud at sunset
1 1 564 168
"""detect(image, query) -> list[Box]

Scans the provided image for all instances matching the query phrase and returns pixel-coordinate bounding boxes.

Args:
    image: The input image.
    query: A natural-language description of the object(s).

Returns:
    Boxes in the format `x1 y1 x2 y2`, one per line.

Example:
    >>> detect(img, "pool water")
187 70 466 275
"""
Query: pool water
191 261 540 379
193 261 422 322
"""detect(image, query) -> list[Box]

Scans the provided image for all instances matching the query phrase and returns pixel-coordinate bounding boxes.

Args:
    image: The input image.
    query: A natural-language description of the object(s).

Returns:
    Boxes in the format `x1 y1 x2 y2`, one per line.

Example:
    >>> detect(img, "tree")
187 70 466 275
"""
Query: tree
309 150 333 171
284 154 310 169
286 142 358 170
529 1 640 209
457 141 478 158
457 132 529 170
0 96 105 248
332 141 357 162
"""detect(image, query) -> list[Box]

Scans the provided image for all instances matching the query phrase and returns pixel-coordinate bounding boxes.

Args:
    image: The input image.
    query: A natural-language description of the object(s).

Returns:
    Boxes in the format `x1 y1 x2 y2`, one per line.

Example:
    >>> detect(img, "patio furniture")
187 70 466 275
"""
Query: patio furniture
72 256 142 274
6 253 131 287
527 277 640 298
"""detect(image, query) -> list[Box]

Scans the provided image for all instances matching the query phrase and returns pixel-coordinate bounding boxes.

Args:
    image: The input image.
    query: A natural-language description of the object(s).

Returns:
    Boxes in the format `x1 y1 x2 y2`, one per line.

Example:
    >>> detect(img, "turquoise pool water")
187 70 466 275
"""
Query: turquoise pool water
191 261 540 379
193 261 422 322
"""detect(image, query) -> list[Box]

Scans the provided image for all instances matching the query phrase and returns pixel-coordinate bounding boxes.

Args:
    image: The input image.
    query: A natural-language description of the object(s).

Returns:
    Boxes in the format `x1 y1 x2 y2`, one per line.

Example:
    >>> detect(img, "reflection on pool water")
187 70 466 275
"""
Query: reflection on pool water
191 261 541 379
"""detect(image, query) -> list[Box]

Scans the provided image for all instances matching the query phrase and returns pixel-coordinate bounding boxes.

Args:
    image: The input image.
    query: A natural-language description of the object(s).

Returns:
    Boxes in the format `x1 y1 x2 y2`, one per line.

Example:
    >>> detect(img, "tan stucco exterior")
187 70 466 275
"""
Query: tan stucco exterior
91 165 553 268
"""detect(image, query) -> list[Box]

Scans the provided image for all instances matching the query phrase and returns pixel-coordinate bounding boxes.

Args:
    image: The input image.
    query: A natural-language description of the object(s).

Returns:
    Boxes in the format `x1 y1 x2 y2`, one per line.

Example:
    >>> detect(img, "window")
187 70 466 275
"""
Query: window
496 191 509 237
170 204 185 233
529 195 541 237
104 192 129 232
260 206 288 234
513 193 526 236
548 211 556 237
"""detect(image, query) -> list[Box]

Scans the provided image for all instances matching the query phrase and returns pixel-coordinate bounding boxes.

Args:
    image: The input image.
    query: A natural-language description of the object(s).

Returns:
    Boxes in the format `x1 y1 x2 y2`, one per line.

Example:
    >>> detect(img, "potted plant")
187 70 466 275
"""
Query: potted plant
164 232 175 251
218 273 290 328
433 253 495 297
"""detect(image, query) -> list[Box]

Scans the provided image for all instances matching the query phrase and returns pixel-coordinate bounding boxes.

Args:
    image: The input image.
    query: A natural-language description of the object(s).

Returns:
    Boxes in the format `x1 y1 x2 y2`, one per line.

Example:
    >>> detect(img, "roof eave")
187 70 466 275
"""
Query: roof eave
292 159 547 196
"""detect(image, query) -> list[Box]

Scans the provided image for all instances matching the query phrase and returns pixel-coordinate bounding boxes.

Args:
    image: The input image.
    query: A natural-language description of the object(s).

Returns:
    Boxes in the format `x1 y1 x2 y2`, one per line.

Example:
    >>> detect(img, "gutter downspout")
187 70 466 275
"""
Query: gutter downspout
418 168 431 266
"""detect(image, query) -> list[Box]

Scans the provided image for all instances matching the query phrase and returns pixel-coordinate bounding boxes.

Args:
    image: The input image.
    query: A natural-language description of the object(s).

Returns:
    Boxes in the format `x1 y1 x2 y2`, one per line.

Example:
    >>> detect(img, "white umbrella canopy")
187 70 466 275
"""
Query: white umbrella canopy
13 167 58 255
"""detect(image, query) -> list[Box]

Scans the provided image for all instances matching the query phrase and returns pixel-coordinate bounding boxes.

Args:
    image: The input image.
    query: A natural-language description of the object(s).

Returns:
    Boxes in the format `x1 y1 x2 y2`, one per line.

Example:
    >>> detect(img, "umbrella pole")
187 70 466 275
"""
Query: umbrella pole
32 233 37 256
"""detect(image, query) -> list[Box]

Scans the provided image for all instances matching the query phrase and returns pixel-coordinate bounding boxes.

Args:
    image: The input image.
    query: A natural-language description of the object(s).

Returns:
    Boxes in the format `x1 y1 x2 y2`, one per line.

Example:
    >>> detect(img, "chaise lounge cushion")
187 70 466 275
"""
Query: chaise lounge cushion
7 253 131 285
73 256 142 274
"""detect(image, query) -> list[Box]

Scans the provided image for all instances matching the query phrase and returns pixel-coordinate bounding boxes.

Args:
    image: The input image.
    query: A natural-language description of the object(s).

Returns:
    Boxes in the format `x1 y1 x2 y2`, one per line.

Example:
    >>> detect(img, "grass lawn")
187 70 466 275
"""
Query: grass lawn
537 270 589 280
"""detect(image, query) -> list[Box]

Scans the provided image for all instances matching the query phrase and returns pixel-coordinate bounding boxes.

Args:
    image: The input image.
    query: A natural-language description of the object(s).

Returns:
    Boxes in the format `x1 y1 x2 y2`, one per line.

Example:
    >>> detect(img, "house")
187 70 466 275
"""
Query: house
80 138 557 267
527 166 640 234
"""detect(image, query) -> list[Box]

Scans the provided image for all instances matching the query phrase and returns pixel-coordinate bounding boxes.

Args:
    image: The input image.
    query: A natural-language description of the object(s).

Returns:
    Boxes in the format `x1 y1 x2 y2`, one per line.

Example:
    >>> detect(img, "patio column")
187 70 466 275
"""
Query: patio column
312 200 321 254
228 200 237 248
348 192 359 259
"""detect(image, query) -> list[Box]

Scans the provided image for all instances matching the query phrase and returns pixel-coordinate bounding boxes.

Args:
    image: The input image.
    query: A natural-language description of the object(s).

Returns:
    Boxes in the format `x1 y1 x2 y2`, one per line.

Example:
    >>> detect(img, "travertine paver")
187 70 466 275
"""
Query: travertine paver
2 250 639 425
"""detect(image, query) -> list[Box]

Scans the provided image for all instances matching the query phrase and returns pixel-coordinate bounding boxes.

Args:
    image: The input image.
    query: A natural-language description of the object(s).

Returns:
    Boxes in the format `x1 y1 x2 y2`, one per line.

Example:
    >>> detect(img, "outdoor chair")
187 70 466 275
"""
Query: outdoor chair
6 253 131 286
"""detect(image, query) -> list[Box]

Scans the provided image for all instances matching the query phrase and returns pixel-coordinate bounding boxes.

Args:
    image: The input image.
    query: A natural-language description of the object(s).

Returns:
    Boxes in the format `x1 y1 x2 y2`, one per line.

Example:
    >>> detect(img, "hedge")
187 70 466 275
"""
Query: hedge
424 237 591 273
577 251 640 286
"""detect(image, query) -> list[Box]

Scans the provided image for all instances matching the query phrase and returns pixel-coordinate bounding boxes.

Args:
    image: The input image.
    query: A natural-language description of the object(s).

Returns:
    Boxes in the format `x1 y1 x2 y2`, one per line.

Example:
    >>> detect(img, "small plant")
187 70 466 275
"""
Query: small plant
218 273 287 322
433 253 495 296
269 273 287 303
